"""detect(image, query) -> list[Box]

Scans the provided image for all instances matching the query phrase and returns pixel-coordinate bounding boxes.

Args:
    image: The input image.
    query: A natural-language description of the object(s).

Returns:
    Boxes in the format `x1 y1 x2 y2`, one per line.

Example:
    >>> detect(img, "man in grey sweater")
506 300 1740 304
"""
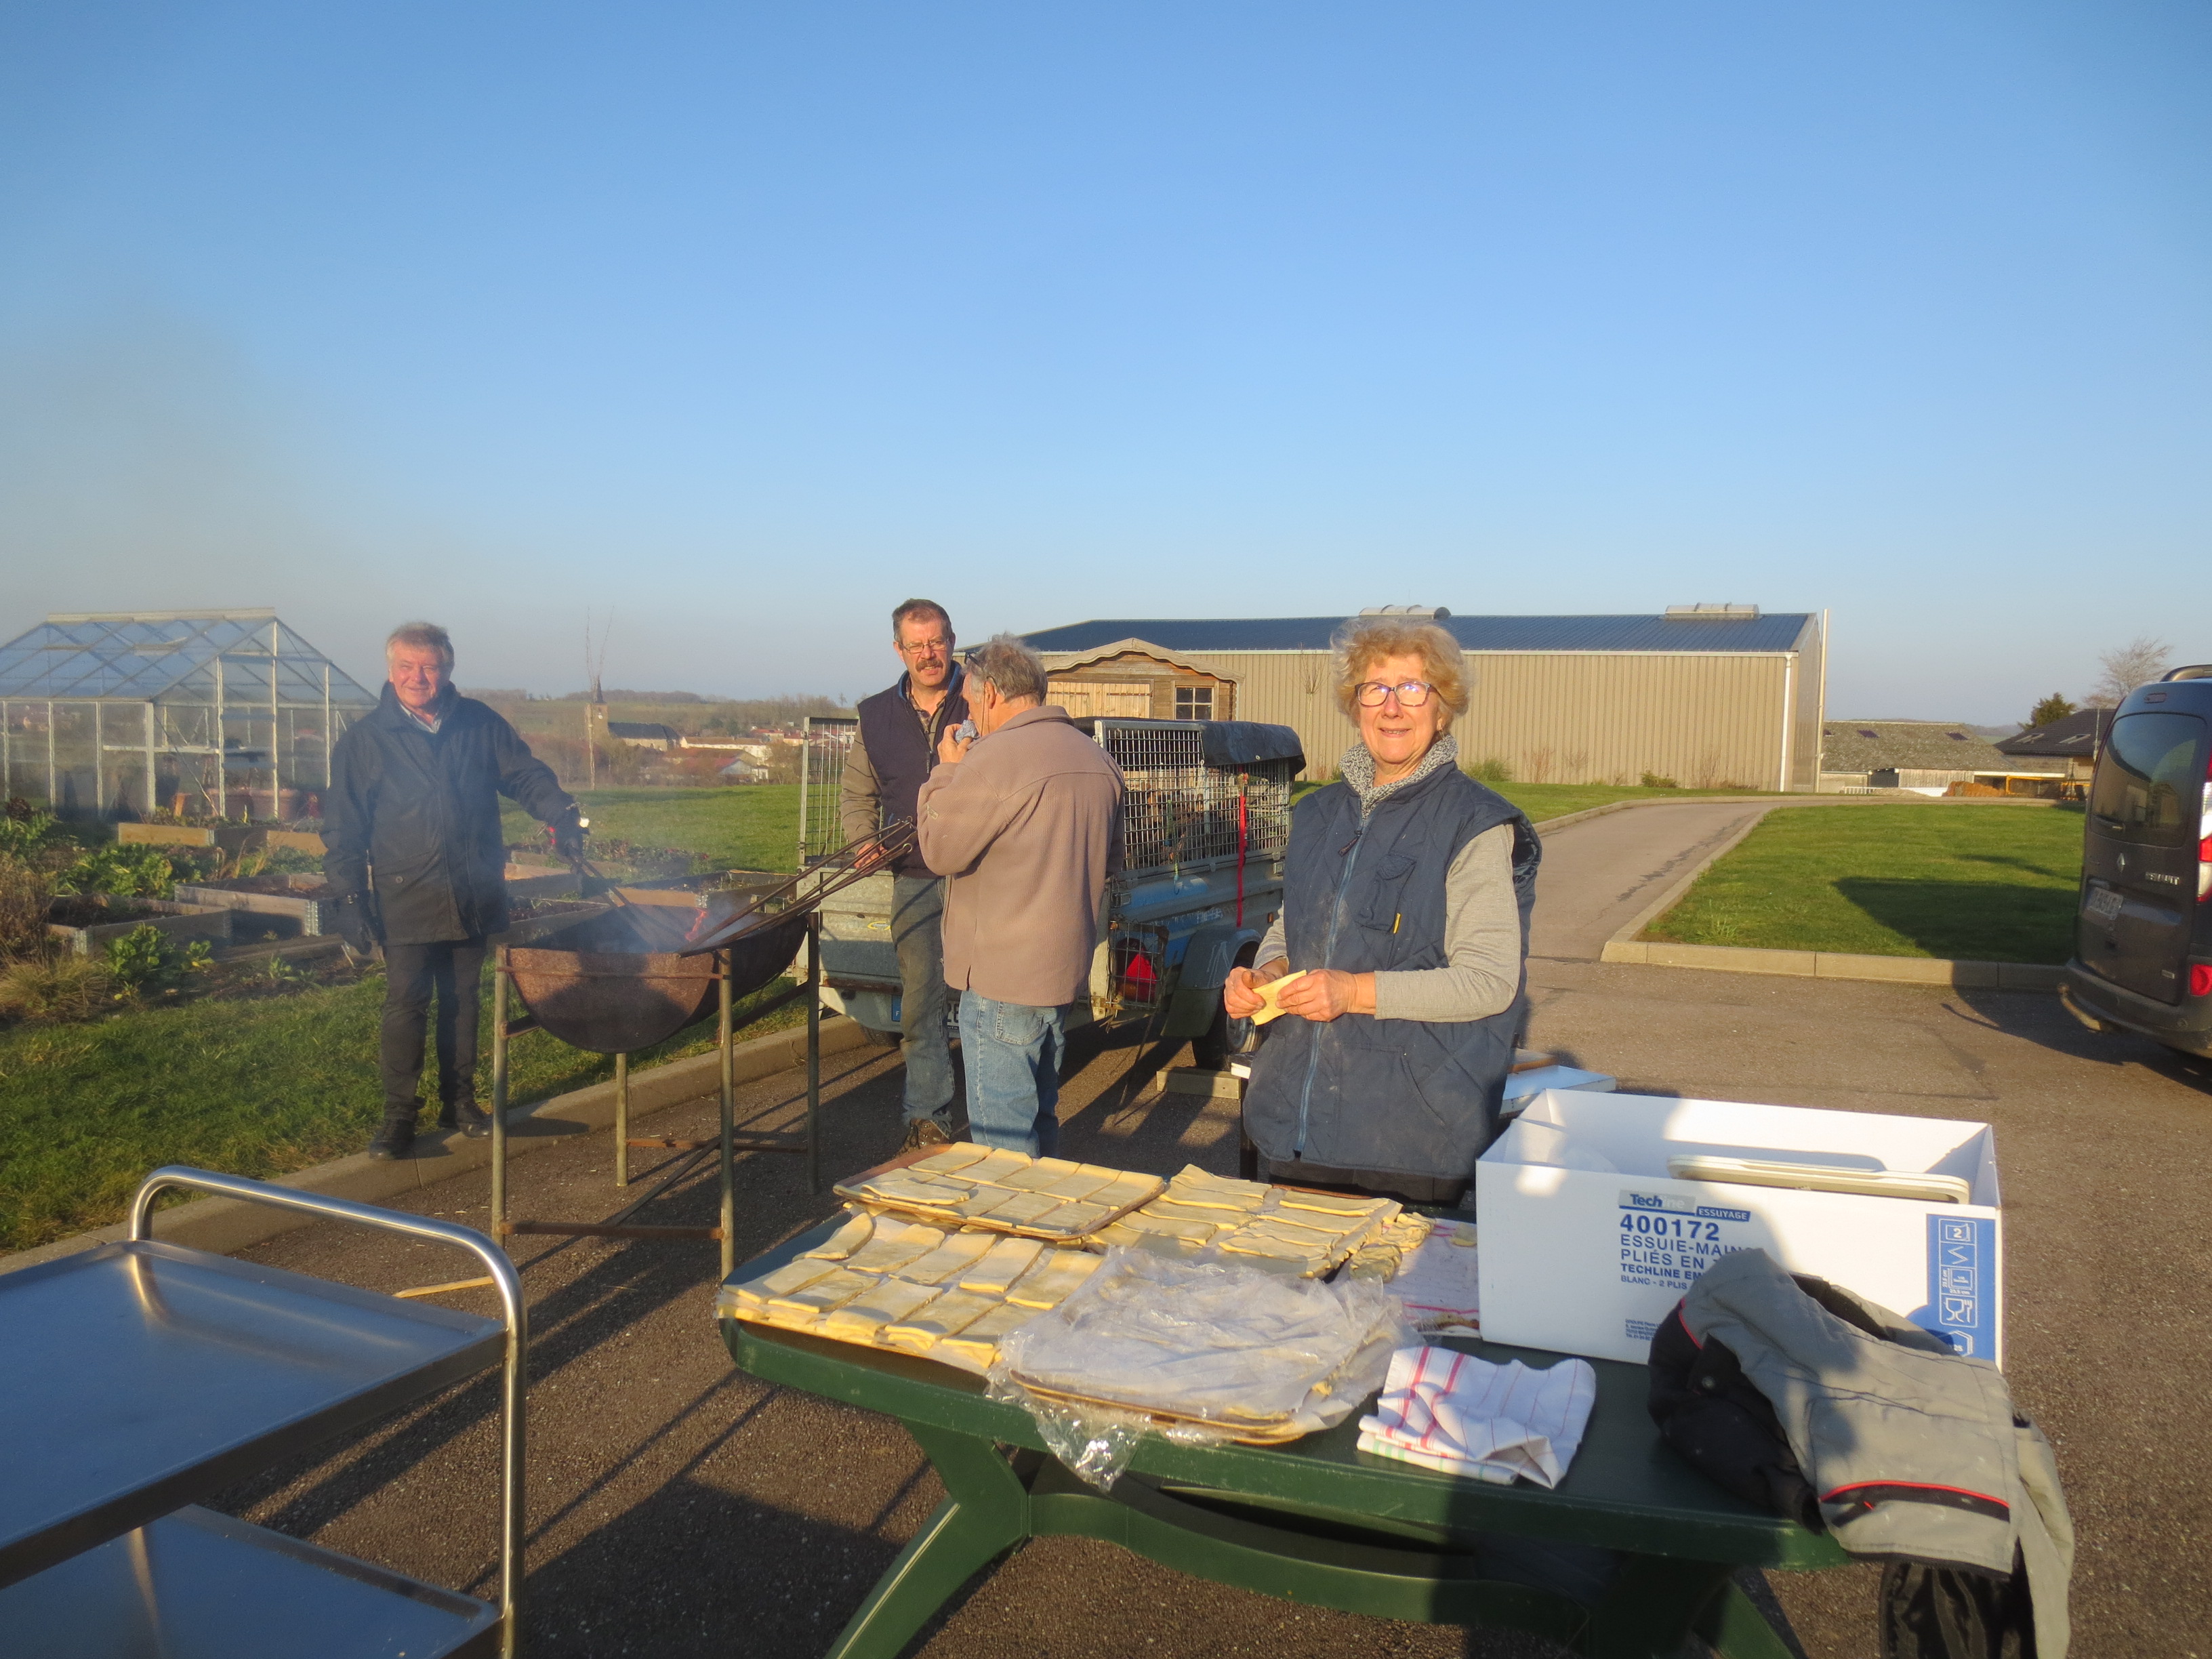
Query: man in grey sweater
917 635 1123 1156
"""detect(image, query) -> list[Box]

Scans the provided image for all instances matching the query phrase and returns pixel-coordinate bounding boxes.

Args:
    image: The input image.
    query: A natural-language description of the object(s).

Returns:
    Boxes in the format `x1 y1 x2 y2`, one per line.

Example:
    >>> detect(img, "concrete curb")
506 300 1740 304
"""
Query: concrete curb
1599 938 2065 990
1582 802 2067 993
0 1014 869 1277
1530 792 2063 837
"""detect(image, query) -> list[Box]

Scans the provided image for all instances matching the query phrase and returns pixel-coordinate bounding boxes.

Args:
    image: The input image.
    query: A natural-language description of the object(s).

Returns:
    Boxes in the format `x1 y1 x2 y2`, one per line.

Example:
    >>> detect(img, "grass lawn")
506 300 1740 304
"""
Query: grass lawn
501 785 800 872
0 970 804 1252
1644 804 2084 963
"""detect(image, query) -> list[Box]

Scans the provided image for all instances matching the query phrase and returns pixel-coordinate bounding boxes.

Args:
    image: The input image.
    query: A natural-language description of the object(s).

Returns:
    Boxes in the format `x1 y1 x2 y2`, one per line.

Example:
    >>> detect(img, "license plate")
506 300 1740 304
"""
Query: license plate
2083 885 2125 924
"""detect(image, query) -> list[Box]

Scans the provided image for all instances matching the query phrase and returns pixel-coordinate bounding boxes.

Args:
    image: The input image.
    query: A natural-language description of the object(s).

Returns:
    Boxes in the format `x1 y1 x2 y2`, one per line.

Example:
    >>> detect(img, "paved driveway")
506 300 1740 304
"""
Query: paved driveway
208 946 2210 1659
1530 802 1771 960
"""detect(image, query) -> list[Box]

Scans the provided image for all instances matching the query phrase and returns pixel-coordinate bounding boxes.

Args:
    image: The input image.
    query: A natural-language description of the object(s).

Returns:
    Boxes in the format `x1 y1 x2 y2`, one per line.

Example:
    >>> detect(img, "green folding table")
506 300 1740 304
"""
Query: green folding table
720 1219 1847 1659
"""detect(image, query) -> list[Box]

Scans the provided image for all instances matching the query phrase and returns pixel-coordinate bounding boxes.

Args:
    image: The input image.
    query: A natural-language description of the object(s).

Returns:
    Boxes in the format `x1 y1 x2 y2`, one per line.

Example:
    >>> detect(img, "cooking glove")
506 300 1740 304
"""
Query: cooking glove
550 810 590 863
333 892 377 955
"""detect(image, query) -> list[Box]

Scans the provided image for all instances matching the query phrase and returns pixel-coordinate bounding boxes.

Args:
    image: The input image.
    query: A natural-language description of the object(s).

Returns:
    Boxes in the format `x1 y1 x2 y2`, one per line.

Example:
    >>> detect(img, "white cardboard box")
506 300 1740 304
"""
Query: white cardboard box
1476 1090 2003 1367
1502 1065 1615 1115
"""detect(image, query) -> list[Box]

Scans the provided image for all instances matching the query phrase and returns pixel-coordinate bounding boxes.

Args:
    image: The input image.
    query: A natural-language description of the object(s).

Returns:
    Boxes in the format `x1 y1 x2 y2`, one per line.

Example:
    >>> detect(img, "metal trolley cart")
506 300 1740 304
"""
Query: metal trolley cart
0 1168 527 1659
487 824 916 1275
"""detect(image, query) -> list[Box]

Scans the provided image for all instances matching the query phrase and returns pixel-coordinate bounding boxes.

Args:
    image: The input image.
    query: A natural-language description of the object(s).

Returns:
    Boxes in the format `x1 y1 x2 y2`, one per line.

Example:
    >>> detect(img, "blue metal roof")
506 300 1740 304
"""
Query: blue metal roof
1024 613 1814 655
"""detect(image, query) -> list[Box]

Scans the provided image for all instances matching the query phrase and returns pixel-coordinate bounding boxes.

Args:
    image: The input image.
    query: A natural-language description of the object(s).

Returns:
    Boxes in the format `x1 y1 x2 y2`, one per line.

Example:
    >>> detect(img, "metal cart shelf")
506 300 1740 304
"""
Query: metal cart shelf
0 1168 527 1658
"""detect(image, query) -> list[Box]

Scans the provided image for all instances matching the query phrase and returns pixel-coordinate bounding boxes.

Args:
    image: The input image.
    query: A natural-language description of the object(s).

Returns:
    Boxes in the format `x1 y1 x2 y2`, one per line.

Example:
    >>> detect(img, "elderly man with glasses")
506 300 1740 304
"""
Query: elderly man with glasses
1225 614 1540 1208
842 598 972 1149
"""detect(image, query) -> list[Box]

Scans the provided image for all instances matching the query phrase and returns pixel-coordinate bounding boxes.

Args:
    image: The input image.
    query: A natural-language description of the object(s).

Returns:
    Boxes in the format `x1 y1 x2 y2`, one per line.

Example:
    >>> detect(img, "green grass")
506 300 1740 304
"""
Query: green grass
502 785 800 872
1645 804 2084 963
0 970 805 1252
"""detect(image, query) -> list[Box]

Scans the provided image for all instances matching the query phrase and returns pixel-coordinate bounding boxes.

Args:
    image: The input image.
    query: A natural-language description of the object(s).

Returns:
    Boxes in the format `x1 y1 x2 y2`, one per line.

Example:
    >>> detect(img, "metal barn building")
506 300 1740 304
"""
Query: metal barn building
0 610 377 819
1025 606 1828 790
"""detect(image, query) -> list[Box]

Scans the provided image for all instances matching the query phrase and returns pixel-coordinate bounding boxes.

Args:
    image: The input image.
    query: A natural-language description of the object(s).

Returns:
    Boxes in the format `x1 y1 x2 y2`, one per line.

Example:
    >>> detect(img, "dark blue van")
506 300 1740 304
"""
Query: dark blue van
2062 665 2212 1057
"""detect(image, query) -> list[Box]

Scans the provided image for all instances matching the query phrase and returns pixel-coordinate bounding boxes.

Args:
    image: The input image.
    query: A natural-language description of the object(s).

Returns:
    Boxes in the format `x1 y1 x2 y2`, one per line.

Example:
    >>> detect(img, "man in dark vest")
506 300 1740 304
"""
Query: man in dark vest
325 621 586 1160
842 598 970 1149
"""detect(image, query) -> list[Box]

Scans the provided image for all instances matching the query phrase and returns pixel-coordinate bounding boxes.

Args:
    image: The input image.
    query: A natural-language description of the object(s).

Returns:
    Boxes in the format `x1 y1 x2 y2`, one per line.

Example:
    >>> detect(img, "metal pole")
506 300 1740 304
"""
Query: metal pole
796 718 813 863
144 700 156 816
93 701 104 815
213 655 226 819
269 619 281 815
323 661 333 789
46 699 56 808
491 956 510 1251
805 911 822 1195
614 1051 630 1188
718 950 735 1278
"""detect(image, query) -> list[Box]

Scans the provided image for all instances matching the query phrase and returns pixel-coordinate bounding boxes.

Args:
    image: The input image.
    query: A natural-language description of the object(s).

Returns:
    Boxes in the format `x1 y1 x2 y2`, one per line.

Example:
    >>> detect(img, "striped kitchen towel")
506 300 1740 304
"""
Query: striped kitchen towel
1355 1345 1597 1488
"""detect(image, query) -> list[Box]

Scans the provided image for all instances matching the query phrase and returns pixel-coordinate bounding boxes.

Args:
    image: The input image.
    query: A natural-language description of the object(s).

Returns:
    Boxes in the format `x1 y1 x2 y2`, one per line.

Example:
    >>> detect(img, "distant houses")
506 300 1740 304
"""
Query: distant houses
1818 720 2074 796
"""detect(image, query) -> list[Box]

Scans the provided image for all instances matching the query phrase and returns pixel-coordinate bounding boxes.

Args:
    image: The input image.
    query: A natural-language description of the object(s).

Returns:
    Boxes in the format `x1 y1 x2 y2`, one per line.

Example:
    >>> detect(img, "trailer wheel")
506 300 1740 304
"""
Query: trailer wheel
1191 944 1258 1071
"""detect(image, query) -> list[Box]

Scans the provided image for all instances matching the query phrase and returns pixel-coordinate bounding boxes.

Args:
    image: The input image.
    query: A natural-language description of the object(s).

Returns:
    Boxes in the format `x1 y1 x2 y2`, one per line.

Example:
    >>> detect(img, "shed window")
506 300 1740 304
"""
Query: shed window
1174 685 1214 721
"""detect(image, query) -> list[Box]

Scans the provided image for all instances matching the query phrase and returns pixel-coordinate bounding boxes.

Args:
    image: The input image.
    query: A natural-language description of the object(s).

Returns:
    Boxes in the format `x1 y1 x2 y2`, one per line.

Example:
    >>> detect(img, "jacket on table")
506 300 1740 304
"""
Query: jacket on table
1652 1247 2072 1659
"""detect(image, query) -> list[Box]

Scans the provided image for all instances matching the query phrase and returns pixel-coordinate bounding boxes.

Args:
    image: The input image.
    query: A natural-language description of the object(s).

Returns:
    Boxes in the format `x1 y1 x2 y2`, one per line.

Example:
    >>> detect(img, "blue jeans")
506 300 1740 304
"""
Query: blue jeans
958 991 1067 1158
892 875 956 1125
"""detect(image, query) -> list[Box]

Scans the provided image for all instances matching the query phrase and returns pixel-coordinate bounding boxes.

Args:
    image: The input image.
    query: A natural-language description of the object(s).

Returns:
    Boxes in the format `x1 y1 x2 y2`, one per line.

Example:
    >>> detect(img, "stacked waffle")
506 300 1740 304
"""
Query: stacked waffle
1343 1212 1437 1282
1097 1166 1402 1277
720 1210 1104 1372
832 1145 1164 1241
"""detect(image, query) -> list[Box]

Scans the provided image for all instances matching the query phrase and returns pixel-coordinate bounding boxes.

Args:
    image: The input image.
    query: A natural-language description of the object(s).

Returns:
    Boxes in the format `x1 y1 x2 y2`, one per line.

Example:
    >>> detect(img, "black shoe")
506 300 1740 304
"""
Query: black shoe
367 1113 417 1161
899 1117 954 1153
452 1103 493 1139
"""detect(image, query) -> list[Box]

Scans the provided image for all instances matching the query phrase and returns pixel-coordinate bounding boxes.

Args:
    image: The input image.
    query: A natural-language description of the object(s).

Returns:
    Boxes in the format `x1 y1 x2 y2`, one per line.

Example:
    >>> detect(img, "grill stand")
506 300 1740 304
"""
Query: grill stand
490 910 824 1279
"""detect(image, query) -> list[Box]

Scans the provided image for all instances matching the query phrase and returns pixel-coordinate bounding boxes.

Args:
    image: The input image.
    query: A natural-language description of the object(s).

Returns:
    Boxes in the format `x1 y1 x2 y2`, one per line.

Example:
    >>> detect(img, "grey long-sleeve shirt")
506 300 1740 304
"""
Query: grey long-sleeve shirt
1255 821 1519 1022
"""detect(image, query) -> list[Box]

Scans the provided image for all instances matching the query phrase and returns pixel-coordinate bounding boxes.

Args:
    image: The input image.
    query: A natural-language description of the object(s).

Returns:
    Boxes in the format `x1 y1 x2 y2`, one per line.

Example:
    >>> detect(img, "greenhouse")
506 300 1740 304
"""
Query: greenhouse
0 609 379 819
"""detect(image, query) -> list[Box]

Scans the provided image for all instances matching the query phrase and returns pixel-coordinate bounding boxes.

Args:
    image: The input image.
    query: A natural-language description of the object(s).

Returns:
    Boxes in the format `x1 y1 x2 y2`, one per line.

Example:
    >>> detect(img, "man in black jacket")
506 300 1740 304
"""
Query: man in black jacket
840 598 969 1150
325 622 584 1160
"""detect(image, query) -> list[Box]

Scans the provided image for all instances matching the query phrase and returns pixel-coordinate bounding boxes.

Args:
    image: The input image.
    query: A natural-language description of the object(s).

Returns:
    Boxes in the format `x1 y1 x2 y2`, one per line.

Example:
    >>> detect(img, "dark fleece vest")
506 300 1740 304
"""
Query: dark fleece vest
856 672 969 877
1241 763 1536 1184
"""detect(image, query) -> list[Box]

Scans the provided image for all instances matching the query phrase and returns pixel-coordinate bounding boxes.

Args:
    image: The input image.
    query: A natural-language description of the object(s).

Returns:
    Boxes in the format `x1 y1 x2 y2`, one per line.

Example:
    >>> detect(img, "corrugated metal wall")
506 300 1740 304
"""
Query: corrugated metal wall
1041 641 1819 788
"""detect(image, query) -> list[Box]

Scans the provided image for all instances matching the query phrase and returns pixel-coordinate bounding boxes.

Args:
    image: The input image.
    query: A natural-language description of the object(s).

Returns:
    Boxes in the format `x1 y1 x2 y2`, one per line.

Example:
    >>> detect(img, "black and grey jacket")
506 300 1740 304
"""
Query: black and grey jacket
324 686 577 945
1652 1248 2072 1659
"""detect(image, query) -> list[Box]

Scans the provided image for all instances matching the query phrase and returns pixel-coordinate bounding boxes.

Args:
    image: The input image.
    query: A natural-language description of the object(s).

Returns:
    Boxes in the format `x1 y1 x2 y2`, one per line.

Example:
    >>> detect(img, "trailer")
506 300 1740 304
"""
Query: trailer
798 715 1304 1068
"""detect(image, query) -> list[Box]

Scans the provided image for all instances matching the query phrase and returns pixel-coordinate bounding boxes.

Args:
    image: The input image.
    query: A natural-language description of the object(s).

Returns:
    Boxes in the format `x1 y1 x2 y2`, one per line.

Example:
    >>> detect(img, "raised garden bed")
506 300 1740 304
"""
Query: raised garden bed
47 897 232 958
117 824 326 855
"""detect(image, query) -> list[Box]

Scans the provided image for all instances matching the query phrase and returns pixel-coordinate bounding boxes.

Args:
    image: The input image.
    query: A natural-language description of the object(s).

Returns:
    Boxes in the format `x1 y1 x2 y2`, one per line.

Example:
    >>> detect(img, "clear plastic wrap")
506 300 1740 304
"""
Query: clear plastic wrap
986 1248 1414 1488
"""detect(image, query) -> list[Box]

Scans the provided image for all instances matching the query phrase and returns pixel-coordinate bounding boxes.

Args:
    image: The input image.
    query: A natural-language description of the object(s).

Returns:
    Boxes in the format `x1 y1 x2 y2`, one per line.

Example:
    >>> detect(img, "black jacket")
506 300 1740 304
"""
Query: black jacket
324 686 577 945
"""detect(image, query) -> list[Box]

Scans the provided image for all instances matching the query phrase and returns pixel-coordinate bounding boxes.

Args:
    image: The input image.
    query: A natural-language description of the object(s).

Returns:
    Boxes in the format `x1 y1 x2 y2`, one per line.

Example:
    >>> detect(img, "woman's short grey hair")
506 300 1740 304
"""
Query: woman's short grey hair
964 634 1049 703
386 621 453 664
1331 615 1471 729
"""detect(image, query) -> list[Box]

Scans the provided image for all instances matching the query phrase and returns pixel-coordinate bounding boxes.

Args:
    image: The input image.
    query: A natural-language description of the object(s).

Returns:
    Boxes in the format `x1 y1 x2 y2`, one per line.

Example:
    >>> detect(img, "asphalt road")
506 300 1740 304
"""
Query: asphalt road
212 935 2211 1659
1528 801 1771 961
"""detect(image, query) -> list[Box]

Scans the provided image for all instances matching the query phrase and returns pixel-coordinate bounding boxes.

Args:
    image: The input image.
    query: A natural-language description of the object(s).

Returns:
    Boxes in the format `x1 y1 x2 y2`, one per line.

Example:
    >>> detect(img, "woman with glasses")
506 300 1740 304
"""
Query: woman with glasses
1225 615 1540 1206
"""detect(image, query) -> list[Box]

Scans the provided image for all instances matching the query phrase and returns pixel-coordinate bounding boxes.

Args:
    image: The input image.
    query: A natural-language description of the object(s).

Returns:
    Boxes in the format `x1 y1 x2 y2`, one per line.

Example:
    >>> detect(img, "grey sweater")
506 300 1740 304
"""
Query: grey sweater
1255 736 1521 1023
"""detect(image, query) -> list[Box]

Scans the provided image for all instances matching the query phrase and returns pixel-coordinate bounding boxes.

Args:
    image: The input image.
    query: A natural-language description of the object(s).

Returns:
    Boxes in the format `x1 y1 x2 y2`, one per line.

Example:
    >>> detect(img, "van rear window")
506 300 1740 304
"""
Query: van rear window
2090 712 2206 847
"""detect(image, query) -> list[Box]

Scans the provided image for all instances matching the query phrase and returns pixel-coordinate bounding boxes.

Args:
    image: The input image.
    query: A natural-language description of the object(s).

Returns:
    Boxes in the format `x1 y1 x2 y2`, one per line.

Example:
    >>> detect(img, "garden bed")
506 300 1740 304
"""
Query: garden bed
47 897 232 958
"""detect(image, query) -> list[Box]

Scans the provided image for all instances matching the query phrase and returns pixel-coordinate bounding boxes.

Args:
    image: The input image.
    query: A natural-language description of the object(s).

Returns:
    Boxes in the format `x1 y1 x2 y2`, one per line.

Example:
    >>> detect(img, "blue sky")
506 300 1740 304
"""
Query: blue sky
1 1 2205 720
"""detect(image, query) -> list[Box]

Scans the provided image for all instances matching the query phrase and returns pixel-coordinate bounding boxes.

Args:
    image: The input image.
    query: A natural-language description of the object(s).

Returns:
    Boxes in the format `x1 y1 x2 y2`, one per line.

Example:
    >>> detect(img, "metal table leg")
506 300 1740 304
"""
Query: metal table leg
613 1052 630 1189
806 911 822 1195
718 949 736 1279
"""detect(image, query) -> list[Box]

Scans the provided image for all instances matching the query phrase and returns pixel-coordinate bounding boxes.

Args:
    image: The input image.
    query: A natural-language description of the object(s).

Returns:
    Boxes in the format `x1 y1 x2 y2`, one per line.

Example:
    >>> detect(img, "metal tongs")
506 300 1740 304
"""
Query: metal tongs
676 819 920 956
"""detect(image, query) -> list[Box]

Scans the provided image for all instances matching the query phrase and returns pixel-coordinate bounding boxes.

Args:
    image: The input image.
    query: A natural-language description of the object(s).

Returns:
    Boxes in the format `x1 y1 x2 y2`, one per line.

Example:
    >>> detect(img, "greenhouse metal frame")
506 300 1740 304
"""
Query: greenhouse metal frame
0 609 379 819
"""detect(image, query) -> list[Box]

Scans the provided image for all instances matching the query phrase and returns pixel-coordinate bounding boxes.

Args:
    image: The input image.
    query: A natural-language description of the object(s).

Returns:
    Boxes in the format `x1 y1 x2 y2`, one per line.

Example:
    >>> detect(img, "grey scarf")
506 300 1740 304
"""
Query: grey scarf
1338 732 1460 818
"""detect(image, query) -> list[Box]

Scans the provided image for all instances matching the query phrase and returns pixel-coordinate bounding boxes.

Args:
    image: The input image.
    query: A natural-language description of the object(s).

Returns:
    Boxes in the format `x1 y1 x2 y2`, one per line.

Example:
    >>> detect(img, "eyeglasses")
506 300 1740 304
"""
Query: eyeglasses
1354 680 1434 708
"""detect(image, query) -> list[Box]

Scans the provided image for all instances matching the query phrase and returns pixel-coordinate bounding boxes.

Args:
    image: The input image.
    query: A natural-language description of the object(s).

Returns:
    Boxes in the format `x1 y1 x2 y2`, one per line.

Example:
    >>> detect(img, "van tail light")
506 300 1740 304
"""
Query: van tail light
2193 964 2212 998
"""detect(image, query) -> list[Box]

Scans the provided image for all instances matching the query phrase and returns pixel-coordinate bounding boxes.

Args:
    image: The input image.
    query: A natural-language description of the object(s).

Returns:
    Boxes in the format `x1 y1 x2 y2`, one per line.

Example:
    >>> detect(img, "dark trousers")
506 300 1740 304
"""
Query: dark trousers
381 938 489 1120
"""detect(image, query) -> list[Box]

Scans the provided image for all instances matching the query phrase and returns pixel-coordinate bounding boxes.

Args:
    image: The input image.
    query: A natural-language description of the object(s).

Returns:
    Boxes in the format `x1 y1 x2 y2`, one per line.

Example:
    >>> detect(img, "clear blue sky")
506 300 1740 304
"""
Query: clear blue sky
2 1 2205 722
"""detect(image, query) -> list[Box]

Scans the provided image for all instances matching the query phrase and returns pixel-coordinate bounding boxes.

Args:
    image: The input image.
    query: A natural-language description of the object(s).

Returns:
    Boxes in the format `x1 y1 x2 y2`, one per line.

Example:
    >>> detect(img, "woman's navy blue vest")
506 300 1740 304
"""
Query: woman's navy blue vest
1242 762 1538 1185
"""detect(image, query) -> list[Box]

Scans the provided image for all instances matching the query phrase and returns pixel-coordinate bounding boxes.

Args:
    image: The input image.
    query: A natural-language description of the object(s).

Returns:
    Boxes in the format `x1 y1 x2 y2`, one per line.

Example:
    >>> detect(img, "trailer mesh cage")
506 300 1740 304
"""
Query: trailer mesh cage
1090 720 1296 874
798 716 859 864
798 714 1298 875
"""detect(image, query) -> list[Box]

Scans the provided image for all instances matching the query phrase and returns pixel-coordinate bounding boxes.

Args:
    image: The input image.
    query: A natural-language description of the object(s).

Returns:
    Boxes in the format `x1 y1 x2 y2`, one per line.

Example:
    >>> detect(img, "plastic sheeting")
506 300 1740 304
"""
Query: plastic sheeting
987 1249 1413 1488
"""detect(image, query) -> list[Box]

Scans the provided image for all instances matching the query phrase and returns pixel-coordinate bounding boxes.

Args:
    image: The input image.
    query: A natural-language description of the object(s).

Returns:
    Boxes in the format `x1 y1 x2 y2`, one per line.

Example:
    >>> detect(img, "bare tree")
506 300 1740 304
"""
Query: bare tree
2087 636 2171 707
